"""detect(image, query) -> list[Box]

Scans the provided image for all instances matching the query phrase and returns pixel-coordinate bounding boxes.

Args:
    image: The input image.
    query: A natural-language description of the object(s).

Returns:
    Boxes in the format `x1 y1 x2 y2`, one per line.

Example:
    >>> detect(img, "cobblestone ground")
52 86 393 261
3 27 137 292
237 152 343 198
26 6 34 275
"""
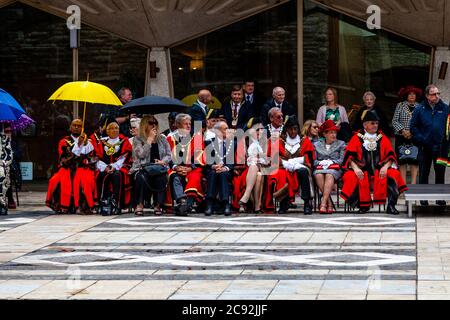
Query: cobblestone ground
0 191 449 300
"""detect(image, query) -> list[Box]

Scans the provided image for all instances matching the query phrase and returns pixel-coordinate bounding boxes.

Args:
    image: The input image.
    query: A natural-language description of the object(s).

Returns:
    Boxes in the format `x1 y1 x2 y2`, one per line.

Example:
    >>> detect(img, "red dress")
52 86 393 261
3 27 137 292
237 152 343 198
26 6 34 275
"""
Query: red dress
93 134 133 208
340 131 408 209
164 132 205 207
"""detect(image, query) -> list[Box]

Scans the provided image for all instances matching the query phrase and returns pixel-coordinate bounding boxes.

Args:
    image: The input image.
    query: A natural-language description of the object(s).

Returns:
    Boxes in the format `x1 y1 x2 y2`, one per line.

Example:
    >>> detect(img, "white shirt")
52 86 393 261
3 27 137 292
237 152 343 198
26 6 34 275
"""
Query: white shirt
204 129 216 141
197 100 208 114
96 137 126 172
71 135 94 156
285 135 301 155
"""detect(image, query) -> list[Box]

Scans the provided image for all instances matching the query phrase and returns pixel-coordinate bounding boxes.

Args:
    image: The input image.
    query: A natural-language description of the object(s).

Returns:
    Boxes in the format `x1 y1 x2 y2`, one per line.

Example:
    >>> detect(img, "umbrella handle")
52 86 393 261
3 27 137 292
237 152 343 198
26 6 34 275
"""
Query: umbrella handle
82 101 87 134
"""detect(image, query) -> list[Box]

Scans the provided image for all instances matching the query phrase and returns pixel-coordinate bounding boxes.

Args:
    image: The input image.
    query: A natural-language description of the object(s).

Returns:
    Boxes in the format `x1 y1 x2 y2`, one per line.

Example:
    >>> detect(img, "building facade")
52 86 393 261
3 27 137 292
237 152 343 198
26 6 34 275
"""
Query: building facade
0 0 446 180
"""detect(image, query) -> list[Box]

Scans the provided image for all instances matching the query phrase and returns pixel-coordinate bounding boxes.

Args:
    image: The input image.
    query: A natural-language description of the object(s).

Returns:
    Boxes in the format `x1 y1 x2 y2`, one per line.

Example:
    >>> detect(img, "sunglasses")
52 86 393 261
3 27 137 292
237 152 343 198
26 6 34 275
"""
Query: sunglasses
4 130 12 133
311 126 319 129
148 121 158 125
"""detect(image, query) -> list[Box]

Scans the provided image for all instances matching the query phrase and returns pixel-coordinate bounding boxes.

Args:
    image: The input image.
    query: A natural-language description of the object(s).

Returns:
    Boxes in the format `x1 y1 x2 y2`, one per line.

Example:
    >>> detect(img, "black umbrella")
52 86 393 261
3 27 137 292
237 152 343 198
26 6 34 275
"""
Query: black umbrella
121 95 188 115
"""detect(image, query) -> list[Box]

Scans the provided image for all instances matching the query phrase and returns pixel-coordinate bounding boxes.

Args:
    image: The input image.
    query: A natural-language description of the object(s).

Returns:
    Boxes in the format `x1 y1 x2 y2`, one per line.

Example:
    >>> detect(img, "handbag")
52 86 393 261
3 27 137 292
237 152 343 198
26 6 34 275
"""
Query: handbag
399 144 419 161
143 163 168 176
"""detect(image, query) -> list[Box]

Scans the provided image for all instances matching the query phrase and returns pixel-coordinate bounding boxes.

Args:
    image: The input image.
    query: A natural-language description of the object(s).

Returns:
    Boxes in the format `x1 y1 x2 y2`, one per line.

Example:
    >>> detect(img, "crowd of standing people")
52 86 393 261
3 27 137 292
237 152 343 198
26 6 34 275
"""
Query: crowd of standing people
43 82 450 217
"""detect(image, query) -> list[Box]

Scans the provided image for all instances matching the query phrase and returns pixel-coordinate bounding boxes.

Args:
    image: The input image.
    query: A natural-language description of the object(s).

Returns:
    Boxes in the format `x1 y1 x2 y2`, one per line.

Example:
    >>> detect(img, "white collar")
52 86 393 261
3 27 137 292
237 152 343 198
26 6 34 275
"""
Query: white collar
106 137 120 144
286 135 300 145
197 100 207 109
71 135 79 141
363 131 378 139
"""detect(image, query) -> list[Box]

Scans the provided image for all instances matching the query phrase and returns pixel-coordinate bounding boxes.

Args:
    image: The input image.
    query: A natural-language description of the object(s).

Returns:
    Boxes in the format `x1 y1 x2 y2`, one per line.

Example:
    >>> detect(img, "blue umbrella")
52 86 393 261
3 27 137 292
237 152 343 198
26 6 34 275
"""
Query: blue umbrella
121 95 188 115
0 89 26 121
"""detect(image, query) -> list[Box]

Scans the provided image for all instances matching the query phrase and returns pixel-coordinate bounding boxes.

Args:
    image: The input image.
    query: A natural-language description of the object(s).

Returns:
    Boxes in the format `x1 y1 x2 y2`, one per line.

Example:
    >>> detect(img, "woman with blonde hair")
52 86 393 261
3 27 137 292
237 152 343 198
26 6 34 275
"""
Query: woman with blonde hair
129 115 172 215
301 120 320 143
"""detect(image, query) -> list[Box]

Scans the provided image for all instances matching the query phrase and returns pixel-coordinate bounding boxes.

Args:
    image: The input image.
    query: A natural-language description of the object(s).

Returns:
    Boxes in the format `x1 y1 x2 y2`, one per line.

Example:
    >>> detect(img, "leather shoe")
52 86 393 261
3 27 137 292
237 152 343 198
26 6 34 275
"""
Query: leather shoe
304 202 313 215
357 207 370 214
176 198 188 216
437 200 447 207
205 204 213 216
386 204 400 215
224 204 232 217
420 200 429 206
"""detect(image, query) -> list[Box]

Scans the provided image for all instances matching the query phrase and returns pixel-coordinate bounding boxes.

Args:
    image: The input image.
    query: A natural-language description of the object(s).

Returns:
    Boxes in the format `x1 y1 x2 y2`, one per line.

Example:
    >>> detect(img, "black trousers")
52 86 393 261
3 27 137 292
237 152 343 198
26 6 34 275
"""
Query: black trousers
206 170 232 202
419 147 446 185
298 168 312 200
97 171 122 202
133 171 166 207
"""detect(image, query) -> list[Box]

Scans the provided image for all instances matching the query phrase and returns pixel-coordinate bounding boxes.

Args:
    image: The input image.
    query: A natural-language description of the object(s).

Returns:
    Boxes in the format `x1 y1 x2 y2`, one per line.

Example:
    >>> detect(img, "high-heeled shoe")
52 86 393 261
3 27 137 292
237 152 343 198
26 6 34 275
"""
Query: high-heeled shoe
327 205 334 214
239 201 246 214
319 204 328 214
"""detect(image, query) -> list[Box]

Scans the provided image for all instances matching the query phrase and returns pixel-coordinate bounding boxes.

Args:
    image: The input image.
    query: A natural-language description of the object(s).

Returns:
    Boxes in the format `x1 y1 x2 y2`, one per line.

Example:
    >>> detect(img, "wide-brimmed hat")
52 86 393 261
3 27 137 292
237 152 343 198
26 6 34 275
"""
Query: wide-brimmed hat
362 110 380 123
320 120 340 134
398 86 423 99
247 117 263 129
284 115 300 128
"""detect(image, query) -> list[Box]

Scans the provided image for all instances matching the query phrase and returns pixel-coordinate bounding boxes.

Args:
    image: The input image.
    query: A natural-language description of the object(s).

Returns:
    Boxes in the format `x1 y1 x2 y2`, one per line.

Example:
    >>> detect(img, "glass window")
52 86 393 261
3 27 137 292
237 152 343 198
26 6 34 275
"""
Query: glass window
0 2 147 179
171 1 298 112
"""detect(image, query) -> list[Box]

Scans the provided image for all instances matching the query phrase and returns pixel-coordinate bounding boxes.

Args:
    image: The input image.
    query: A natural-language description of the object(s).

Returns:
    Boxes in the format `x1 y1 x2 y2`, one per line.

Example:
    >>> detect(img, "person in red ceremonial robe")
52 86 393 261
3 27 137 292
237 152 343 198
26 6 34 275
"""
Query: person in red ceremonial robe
94 121 133 216
341 111 408 215
165 113 205 216
279 116 315 215
46 119 97 215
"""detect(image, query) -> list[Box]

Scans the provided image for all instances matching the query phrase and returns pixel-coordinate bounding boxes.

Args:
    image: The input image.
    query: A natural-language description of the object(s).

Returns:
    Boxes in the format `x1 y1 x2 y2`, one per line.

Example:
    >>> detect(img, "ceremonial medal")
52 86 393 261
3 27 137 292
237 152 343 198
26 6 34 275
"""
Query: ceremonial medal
367 141 377 151
106 146 116 156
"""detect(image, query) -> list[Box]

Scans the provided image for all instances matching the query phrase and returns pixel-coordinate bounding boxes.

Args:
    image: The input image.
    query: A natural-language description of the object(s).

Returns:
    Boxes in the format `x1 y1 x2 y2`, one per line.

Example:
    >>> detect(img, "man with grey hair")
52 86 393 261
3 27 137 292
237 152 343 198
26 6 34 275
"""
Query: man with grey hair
410 84 449 206
261 86 295 125
166 113 205 215
115 87 133 138
204 121 236 216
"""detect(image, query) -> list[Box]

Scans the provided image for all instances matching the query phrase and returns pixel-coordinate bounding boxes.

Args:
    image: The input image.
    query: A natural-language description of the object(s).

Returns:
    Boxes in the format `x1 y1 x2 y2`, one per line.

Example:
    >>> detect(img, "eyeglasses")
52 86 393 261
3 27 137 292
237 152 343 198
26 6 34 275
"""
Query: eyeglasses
429 92 441 96
4 130 12 133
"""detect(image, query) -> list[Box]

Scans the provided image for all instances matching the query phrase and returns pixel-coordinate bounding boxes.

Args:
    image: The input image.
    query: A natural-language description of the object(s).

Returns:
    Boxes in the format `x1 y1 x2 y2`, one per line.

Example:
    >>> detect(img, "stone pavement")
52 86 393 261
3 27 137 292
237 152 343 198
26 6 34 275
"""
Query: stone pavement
0 191 449 300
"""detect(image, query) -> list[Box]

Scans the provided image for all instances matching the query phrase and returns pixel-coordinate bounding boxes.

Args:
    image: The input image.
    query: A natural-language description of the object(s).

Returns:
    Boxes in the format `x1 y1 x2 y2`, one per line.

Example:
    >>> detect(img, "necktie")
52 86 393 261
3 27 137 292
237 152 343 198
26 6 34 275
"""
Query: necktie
233 104 238 118
247 95 251 104
222 140 227 164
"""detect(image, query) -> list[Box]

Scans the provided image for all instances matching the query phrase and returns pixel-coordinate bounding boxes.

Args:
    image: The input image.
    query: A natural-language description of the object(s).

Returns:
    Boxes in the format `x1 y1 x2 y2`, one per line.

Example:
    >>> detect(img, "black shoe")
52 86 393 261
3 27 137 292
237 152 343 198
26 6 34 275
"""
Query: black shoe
386 205 400 215
437 201 447 207
0 206 7 216
420 200 429 206
205 204 213 216
224 204 232 217
304 201 313 215
99 200 111 216
176 198 188 216
357 207 370 214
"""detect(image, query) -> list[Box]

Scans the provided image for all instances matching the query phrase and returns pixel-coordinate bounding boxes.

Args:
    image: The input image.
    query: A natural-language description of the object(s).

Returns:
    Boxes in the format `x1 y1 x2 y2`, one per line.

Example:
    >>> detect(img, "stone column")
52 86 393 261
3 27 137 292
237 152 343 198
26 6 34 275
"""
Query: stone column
145 47 174 131
432 46 450 104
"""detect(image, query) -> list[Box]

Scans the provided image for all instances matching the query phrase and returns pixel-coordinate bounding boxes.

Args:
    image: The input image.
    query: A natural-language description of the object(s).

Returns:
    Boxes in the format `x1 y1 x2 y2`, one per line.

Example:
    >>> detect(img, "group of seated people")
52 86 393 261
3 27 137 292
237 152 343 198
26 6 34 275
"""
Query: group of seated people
46 106 408 217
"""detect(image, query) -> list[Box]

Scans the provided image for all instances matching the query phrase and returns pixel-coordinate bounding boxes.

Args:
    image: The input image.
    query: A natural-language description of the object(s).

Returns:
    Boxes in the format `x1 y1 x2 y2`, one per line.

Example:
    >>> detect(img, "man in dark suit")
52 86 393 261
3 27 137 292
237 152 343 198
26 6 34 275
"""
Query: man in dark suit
221 85 253 131
204 121 236 216
261 87 296 126
189 89 213 133
243 80 265 119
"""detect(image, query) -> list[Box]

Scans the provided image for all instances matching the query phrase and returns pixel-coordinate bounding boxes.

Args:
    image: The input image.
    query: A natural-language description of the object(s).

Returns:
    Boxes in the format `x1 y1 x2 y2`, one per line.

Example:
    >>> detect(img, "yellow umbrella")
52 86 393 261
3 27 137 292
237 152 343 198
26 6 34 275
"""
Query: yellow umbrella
48 80 122 132
181 94 222 110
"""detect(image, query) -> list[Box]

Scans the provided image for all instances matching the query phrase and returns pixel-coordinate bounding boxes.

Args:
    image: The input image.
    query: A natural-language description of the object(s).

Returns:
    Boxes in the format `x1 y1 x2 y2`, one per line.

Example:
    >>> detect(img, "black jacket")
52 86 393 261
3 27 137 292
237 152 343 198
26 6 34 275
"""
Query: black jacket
261 99 296 126
221 101 253 131
352 105 393 137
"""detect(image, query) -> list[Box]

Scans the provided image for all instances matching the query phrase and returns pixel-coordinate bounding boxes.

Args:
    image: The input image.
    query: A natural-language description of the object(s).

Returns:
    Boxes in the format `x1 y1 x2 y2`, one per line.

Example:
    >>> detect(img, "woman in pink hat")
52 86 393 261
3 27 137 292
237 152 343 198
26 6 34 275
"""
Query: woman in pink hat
313 120 347 214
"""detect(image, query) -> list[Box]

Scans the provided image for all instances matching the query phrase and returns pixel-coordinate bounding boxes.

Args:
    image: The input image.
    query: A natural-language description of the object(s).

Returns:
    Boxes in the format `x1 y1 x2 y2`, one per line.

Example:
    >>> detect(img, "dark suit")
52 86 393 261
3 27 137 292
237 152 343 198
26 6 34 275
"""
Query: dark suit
244 93 265 120
261 99 296 126
221 101 253 131
189 101 208 131
204 137 236 202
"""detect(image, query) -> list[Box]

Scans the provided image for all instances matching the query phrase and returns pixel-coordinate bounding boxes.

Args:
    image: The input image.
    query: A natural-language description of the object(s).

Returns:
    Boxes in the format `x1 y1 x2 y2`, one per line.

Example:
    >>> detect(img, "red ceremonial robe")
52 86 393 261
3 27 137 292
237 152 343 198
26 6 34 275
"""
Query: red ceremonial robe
280 136 315 202
94 134 133 208
340 131 408 209
164 132 205 207
46 136 97 211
